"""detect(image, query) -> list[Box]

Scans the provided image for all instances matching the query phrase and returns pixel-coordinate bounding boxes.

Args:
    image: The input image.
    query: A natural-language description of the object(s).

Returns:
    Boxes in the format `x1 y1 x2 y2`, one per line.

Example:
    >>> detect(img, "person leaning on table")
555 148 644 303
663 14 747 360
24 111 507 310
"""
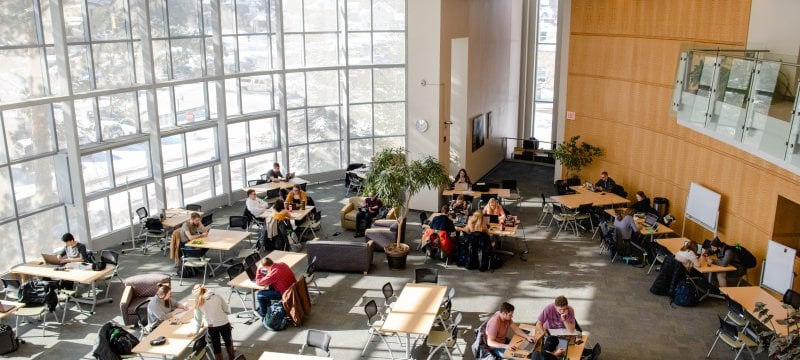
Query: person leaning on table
265 162 284 183
57 232 89 264
147 284 188 330
284 184 307 208
594 171 616 192
255 257 296 316
674 239 701 270
190 284 234 360
533 335 567 360
534 296 577 341
181 212 210 256
485 302 535 357
703 237 744 287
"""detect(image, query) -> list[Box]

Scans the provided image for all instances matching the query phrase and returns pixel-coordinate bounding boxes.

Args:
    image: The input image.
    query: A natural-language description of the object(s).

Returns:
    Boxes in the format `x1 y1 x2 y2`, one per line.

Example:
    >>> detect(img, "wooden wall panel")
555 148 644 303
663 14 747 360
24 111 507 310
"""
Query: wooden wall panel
566 0 800 283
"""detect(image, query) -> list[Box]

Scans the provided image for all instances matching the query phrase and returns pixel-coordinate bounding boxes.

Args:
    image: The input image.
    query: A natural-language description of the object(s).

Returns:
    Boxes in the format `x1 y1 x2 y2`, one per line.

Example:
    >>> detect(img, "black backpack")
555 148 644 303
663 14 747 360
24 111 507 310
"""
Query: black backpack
671 280 698 307
108 325 139 355
262 302 290 331
0 324 20 355
732 244 757 269
18 281 58 312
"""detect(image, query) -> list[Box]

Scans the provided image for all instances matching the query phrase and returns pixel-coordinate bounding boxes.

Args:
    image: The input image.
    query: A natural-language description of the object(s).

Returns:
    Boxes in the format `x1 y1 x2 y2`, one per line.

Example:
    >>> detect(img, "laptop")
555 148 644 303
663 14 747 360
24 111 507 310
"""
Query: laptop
453 182 469 191
471 183 489 192
41 253 62 265
585 182 595 192
284 172 295 181
245 263 258 281
484 214 500 224
643 213 659 227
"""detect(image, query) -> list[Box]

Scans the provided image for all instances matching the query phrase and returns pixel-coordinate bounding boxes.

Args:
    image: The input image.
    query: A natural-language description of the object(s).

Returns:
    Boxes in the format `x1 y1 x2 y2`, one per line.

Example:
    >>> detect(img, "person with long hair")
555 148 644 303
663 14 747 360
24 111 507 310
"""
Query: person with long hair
483 198 506 217
451 168 472 187
631 191 652 214
674 240 700 270
147 284 188 329
191 284 234 360
464 210 489 234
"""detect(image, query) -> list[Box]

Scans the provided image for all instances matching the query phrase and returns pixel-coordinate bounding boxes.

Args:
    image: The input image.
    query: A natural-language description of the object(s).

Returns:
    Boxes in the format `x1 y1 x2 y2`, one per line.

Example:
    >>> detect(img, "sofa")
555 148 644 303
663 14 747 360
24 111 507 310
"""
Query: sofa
119 273 171 326
365 218 407 251
339 196 397 231
306 240 374 274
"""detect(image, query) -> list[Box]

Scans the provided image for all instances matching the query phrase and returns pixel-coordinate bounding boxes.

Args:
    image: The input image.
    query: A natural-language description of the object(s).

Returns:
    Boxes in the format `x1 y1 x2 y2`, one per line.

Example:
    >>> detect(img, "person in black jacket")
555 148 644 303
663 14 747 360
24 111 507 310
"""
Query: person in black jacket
631 191 652 214
594 171 616 193
533 336 566 360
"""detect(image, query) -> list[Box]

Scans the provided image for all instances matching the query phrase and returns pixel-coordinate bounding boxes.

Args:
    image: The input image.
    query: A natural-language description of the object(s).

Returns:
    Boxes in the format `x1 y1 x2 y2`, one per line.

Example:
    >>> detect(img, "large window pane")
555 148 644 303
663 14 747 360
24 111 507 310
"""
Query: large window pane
307 107 340 142
251 118 278 150
228 122 248 155
286 73 306 108
308 141 340 173
374 0 405 30
535 44 556 102
349 138 373 164
230 159 244 190
347 0 371 31
245 153 276 182
373 32 404 64
288 146 308 175
13 157 58 213
349 69 372 103
165 176 181 208
162 135 185 171
374 68 404 101
0 2 39 46
306 71 339 106
87 198 110 237
113 142 150 185
225 78 240 115
75 98 97 144
20 207 67 260
0 49 46 102
82 151 112 194
284 34 304 69
347 33 372 65
349 104 372 137
0 168 15 220
241 75 273 113
68 45 92 93
287 110 307 145
374 102 404 136
169 0 201 36
157 87 175 128
283 0 303 32
214 164 222 196
183 168 212 204
187 128 217 165
305 34 339 68
374 136 403 152
89 0 128 40
171 38 204 80
0 221 22 273
239 35 271 71
98 93 138 140
533 102 553 145
304 0 337 32
4 105 55 160
94 42 134 89
175 83 207 125
109 188 144 231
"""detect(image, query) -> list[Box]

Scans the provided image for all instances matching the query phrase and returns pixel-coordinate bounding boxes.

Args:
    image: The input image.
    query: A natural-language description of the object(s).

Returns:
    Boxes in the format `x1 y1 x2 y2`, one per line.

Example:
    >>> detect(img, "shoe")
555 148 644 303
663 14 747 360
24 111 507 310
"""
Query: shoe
354 233 364 238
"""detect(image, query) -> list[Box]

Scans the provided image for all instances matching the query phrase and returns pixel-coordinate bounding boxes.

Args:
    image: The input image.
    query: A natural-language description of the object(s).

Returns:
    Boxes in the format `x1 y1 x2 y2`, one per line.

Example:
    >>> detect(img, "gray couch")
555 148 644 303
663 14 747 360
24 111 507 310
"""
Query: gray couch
306 240 374 274
365 218 407 251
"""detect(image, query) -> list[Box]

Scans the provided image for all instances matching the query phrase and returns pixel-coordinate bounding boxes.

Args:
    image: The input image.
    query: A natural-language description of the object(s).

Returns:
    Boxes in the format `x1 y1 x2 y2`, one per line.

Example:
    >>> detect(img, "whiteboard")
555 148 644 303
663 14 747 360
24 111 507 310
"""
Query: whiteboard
761 240 797 295
685 182 721 232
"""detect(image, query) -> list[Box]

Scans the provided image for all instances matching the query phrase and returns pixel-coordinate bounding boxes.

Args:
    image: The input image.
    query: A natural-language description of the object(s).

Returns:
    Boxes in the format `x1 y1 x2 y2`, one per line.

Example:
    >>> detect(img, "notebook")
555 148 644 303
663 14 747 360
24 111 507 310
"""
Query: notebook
41 253 62 265
643 213 659 227
454 182 469 191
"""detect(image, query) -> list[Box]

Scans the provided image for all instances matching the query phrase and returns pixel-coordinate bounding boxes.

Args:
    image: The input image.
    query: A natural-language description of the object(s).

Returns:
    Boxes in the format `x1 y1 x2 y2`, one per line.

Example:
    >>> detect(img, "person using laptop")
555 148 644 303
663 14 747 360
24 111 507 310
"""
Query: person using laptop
594 171 617 193
534 296 577 342
485 302 535 357
631 191 653 214
483 198 506 218
354 192 383 237
464 210 489 234
284 184 307 208
147 284 188 330
255 257 296 317
451 168 472 188
533 336 567 360
57 233 89 264
265 162 285 183
613 208 640 254
245 189 270 217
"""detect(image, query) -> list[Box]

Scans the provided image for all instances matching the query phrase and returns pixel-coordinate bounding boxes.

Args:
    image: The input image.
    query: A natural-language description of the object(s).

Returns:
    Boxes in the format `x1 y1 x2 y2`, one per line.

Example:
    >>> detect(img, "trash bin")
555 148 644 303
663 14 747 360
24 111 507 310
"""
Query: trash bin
653 197 669 218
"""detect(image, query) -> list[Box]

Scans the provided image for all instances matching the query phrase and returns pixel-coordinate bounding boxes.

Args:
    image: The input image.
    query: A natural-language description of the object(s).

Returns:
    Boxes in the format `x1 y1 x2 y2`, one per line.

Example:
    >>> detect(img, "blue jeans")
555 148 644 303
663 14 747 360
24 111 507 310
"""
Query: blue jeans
490 348 505 357
355 211 378 233
256 288 282 316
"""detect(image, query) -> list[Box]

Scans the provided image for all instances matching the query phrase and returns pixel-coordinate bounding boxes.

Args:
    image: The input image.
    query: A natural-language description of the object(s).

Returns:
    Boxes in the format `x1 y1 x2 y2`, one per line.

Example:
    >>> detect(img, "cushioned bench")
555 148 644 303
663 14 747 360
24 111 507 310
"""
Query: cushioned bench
306 240 374 275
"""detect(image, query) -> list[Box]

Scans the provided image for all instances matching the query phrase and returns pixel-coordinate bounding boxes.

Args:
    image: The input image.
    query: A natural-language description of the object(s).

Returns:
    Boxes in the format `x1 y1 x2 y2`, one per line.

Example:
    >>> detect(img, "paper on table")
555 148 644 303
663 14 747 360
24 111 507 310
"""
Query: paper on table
547 328 580 336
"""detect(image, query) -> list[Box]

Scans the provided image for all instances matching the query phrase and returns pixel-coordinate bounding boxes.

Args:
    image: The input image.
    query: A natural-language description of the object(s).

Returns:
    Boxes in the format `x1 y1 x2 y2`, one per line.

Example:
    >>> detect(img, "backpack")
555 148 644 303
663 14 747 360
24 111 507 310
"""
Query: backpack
263 302 290 331
0 324 20 355
176 263 196 278
18 281 58 312
145 217 164 231
471 321 499 360
733 244 757 269
108 325 140 355
87 252 107 271
671 280 698 307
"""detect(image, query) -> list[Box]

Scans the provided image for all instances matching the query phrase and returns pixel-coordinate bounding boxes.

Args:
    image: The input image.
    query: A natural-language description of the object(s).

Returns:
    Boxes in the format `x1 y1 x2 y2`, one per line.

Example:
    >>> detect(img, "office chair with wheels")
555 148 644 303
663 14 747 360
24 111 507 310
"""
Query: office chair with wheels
299 329 332 357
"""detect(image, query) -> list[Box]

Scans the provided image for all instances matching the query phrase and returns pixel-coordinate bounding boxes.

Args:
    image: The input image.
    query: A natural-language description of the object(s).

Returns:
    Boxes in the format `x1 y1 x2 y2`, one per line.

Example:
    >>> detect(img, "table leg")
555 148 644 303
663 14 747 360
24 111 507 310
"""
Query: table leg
74 281 112 314
405 332 411 359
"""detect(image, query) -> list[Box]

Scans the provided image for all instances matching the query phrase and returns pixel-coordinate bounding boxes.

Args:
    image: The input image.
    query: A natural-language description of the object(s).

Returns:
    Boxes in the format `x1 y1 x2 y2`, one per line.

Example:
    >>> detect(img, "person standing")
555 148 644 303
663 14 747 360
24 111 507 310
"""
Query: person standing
485 302 535 357
355 192 383 237
57 233 89 264
255 257 296 316
191 284 234 360
594 171 616 192
534 296 577 341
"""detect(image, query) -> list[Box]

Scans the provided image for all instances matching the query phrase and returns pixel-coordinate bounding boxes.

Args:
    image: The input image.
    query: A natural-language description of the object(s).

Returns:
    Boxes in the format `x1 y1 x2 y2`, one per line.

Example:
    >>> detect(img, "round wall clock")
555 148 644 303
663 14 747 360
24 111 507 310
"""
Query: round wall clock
415 119 429 132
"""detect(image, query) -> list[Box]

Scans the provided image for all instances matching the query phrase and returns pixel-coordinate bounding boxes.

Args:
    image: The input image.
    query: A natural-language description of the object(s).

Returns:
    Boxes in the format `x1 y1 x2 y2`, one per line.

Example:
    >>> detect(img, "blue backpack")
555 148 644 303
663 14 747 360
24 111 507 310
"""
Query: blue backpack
263 302 290 331
671 280 698 307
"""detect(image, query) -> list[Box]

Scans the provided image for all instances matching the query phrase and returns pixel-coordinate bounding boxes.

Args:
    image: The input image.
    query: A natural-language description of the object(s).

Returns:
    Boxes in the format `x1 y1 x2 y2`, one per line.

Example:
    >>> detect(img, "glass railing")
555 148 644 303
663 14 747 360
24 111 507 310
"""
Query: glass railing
673 49 800 173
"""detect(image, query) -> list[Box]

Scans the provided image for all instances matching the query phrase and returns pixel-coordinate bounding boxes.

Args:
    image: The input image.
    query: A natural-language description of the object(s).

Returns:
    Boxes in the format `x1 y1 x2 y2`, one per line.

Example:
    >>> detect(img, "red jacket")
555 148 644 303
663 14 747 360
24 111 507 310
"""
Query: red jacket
256 262 296 294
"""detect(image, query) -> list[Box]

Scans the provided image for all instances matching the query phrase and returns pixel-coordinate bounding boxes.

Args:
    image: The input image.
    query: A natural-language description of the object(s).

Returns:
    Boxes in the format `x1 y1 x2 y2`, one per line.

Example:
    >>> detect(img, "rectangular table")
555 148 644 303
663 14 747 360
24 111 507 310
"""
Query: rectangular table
0 300 25 321
245 177 309 194
603 208 676 239
227 251 308 319
503 324 588 360
259 352 331 360
657 237 736 301
132 307 198 358
186 229 251 271
347 168 368 180
425 213 522 256
258 206 315 222
552 189 629 209
11 262 115 312
380 283 448 359
162 208 204 228
442 188 511 199
720 286 791 336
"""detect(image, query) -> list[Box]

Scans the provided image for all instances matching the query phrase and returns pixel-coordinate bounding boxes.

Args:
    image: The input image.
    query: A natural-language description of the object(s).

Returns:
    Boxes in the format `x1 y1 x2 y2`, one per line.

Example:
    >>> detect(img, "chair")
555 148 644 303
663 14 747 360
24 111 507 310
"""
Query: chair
299 329 332 357
415 267 439 284
135 299 150 338
4 279 61 336
185 204 202 211
573 203 594 231
552 204 578 238
382 282 397 311
346 172 364 196
304 256 321 304
243 252 261 268
340 196 365 231
646 242 669 274
437 287 455 328
99 250 124 296
706 315 757 360
501 179 522 208
360 300 401 359
226 263 252 316
180 248 214 285
538 193 553 227
479 193 498 208
581 343 602 360
201 213 213 227
129 207 166 255
119 273 171 326
783 289 800 309
297 198 327 240
724 297 750 330
247 179 266 187
365 218 406 250
426 311 463 360
229 215 255 248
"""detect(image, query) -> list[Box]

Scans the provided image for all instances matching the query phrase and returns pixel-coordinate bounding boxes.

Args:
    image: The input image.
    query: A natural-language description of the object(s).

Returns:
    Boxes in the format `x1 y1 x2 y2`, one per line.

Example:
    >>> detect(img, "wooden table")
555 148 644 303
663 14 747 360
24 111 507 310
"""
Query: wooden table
11 262 115 313
720 286 791 336
162 208 204 228
603 209 675 239
552 189 629 209
503 324 588 360
380 283 448 359
657 237 736 301
425 213 522 256
245 177 309 194
442 188 511 199
227 251 307 319
259 352 330 359
258 206 315 222
186 229 251 271
132 307 199 358
0 300 25 321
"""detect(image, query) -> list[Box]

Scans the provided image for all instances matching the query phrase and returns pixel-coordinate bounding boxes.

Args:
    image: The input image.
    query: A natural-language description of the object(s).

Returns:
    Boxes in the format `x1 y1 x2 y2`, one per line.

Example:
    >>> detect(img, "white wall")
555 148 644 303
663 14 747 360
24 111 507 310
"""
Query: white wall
748 0 800 56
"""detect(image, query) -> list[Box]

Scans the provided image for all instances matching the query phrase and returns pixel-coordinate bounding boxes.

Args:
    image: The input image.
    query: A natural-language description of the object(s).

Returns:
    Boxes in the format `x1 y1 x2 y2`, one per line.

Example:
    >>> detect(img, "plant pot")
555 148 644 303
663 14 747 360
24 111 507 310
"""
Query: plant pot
385 243 410 270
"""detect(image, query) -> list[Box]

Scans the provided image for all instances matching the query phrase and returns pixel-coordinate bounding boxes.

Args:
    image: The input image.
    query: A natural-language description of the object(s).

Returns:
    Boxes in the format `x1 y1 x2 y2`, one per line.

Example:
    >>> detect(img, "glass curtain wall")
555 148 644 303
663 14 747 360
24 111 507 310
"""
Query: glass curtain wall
0 0 406 273
531 0 557 148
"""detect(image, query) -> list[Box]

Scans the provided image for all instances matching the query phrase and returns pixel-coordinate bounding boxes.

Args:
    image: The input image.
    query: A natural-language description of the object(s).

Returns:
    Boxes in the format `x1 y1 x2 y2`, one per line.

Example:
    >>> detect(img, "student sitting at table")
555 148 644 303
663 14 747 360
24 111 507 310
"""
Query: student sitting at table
181 212 210 256
422 206 457 257
534 296 577 341
464 210 489 234
147 284 188 330
594 171 616 193
485 302 535 357
265 162 284 183
613 208 640 255
191 284 234 360
631 191 652 214
246 189 270 217
255 257 296 316
483 197 506 218
57 232 89 264
674 239 701 270
703 237 745 287
284 184 307 208
271 200 291 221
450 194 470 217
451 168 472 187
533 336 567 360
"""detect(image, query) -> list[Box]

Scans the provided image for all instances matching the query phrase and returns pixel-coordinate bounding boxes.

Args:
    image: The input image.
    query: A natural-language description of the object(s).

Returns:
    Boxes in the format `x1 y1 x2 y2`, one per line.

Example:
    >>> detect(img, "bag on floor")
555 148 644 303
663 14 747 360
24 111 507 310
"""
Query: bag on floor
108 325 139 355
0 324 20 355
263 302 290 331
176 263 196 278
456 235 470 267
671 280 698 307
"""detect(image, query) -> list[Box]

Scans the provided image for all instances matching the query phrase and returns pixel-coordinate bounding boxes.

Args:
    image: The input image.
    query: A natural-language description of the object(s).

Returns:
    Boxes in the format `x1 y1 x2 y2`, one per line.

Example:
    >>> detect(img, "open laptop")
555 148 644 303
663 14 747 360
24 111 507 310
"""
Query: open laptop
453 182 469 191
284 172 295 181
484 214 500 224
643 213 659 227
245 263 258 281
585 182 596 192
41 253 62 265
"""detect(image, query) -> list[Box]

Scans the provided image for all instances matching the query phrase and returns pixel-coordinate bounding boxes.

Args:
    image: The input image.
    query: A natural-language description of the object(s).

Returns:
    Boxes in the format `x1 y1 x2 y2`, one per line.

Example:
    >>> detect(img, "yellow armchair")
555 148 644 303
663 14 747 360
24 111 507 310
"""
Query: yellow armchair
340 196 398 232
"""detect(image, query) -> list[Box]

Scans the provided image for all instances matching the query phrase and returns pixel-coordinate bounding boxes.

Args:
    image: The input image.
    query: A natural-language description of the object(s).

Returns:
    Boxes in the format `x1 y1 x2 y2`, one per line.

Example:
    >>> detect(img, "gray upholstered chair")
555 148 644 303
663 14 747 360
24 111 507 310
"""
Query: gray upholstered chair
365 218 406 251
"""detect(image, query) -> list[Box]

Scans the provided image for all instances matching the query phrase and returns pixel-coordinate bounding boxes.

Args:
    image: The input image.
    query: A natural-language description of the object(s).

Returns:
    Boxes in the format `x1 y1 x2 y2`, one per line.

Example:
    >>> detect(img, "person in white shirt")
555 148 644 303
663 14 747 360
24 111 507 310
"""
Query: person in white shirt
245 189 270 217
674 240 701 270
191 284 233 360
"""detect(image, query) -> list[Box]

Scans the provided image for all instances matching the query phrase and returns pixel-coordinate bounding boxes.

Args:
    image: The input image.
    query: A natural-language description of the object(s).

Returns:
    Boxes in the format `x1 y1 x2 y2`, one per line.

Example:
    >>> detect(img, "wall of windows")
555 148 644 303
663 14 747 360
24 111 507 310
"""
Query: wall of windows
531 0 557 147
0 0 406 273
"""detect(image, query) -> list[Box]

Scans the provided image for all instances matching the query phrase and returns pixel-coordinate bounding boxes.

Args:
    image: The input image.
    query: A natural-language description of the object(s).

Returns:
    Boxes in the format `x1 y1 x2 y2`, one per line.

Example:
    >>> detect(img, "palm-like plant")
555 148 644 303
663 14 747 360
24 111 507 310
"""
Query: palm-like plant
551 135 603 179
361 147 451 251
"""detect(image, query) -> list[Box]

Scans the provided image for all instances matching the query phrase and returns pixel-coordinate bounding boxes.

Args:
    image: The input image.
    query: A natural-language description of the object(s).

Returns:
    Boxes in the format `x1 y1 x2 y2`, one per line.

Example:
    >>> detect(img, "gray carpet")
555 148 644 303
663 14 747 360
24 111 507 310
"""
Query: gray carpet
4 161 765 359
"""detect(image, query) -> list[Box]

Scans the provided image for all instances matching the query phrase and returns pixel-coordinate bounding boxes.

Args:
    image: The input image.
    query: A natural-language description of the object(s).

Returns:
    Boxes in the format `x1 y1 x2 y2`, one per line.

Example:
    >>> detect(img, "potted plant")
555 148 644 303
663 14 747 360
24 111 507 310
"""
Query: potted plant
551 135 603 183
754 301 800 359
361 147 452 269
